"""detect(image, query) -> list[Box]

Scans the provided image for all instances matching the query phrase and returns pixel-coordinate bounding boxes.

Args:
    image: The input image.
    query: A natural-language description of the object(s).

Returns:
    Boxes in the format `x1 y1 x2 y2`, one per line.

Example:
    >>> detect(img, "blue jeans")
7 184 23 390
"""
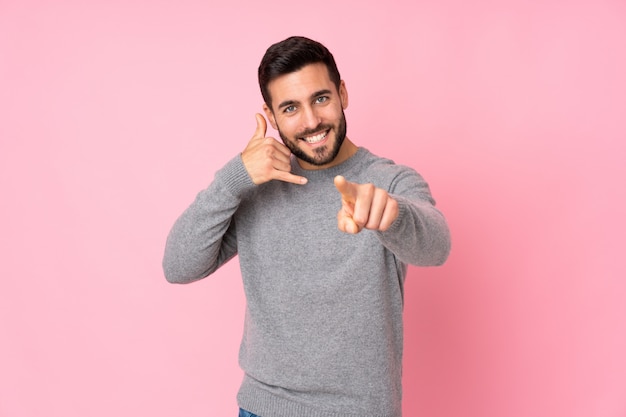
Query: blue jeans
239 408 261 417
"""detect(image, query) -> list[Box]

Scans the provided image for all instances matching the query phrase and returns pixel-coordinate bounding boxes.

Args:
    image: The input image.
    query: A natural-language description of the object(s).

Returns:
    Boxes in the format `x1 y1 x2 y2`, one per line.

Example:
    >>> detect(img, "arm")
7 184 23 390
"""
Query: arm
378 193 450 266
163 114 307 283
162 155 252 284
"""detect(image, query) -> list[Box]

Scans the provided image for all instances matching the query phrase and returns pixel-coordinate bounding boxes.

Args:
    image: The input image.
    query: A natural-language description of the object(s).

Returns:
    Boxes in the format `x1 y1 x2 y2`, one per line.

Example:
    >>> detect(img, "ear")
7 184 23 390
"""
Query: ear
263 103 278 130
339 80 349 110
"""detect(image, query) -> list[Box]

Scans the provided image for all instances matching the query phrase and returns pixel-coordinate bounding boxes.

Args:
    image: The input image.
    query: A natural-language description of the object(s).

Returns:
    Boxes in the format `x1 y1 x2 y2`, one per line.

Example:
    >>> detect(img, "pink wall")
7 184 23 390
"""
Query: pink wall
1 1 625 416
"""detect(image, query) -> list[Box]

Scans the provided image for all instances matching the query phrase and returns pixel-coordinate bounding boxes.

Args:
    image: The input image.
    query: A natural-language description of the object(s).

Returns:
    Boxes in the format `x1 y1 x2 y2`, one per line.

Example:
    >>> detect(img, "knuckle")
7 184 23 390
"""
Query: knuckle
361 183 375 197
374 187 388 199
353 214 367 226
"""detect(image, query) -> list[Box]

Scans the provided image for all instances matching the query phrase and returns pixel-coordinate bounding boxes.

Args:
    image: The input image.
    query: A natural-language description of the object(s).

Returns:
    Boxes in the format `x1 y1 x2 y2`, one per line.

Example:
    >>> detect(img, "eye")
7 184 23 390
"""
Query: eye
284 105 297 113
315 96 329 104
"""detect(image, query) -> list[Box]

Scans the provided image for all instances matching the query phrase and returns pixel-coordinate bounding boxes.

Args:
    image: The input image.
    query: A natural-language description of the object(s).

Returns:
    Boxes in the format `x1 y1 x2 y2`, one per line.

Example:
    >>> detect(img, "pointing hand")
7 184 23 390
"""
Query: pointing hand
334 175 399 234
241 114 308 185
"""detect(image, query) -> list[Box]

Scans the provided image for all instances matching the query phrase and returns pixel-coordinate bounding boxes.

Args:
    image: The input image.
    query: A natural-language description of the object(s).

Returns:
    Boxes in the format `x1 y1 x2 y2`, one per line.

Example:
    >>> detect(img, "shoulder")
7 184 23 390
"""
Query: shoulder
354 148 425 189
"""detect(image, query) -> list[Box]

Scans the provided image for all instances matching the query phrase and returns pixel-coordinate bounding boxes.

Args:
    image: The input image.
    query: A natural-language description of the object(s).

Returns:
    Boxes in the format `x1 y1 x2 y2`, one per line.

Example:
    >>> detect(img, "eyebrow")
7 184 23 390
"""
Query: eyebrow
277 89 333 111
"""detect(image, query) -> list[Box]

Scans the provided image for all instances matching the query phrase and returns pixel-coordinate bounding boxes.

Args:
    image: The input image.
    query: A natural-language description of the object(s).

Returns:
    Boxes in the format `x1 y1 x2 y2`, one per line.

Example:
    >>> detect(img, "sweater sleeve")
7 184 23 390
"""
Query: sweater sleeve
162 155 256 284
376 167 451 267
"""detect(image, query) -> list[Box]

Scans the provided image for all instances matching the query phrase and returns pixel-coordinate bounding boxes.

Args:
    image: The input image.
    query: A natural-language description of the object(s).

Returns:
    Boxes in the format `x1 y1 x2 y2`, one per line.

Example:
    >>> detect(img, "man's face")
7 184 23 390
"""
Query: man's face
263 63 349 170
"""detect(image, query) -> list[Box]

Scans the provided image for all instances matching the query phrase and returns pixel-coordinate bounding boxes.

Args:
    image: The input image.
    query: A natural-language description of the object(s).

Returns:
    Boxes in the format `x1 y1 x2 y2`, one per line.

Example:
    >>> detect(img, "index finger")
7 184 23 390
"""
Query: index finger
333 175 356 202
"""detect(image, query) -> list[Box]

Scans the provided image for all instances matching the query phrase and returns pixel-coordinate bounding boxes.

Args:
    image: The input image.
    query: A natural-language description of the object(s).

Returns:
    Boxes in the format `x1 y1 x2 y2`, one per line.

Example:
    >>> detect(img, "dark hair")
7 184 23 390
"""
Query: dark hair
258 36 341 108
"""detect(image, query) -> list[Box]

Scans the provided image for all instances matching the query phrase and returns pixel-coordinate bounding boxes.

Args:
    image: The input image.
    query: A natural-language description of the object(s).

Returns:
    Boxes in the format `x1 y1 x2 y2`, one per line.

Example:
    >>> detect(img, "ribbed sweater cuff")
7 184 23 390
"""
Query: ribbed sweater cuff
215 154 256 197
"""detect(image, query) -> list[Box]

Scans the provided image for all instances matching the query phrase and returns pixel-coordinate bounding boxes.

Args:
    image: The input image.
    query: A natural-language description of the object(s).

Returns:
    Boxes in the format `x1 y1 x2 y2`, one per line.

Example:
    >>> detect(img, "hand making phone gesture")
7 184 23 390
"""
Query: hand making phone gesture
241 114 308 185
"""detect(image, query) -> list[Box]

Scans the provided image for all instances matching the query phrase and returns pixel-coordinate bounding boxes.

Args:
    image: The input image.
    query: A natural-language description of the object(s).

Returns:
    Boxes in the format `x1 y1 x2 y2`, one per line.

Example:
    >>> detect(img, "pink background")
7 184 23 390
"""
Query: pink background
1 1 625 416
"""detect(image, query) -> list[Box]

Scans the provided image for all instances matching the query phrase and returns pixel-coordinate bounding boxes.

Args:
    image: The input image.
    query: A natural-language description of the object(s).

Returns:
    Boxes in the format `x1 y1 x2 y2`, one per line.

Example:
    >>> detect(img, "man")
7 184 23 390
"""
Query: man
163 36 450 417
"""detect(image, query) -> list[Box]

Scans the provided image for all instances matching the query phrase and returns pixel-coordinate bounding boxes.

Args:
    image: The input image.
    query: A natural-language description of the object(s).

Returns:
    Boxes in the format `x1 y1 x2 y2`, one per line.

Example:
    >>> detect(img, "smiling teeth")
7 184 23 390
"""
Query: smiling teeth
304 131 326 143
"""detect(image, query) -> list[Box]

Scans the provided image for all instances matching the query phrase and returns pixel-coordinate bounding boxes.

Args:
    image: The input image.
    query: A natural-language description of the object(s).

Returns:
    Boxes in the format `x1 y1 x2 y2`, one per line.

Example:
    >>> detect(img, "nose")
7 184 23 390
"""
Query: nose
301 105 321 131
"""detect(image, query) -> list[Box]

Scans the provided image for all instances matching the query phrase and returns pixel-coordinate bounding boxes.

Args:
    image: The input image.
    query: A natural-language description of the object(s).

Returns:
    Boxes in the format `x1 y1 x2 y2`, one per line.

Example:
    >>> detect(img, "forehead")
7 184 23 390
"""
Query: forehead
267 63 335 106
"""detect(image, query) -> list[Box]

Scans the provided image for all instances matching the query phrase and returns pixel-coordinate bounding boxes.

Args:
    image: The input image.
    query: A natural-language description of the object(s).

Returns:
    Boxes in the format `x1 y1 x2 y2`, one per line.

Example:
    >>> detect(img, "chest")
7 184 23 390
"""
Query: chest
234 179 378 272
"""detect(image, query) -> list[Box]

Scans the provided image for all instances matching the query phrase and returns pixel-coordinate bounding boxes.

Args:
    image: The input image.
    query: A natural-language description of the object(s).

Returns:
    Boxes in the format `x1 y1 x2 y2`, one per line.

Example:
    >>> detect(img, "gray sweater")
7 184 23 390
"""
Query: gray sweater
163 148 450 417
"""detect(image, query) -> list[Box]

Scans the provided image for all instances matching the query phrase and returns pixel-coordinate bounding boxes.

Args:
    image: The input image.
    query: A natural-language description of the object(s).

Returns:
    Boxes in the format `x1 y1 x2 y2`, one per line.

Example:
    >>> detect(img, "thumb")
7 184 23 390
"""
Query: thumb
253 113 267 139
334 175 356 203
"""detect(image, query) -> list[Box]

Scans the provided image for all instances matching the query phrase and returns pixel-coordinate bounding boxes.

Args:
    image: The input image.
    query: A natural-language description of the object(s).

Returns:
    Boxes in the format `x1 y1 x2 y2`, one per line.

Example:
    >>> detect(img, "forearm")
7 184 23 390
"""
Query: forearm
377 195 451 266
162 155 255 283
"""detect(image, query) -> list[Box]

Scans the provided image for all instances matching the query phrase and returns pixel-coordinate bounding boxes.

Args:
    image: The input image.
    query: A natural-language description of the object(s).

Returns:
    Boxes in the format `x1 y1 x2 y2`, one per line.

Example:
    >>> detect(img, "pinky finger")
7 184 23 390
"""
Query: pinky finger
378 198 399 231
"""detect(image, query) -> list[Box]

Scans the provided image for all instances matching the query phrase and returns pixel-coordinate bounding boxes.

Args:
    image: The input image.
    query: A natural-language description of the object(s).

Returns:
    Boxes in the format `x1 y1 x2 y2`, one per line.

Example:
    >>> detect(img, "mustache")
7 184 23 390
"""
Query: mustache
296 124 333 138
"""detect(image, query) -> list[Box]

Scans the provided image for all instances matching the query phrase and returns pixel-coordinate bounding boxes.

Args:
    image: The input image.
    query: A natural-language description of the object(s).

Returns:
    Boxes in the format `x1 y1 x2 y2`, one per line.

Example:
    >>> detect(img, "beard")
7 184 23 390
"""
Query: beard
277 110 347 167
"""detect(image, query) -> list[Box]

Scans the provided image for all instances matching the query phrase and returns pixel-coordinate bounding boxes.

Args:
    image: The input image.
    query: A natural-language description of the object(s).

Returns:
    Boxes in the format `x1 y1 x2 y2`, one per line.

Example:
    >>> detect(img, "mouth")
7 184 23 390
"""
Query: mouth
300 129 329 144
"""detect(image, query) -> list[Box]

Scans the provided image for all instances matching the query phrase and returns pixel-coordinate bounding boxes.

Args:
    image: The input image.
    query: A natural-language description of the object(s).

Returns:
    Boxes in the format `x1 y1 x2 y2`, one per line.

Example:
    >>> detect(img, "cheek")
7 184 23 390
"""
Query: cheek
277 117 299 135
324 104 344 120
